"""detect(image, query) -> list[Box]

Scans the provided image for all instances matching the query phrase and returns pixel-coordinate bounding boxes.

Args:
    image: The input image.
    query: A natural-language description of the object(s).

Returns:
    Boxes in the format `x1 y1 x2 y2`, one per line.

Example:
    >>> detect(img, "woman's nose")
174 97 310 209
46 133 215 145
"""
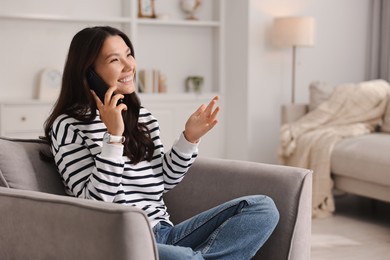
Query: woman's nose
123 58 135 72
123 62 132 72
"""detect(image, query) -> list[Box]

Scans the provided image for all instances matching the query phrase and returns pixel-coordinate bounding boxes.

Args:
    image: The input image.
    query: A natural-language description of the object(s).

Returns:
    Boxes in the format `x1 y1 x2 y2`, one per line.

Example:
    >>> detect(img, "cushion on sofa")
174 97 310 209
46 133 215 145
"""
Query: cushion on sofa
331 133 390 186
309 81 335 111
381 94 390 133
0 138 66 195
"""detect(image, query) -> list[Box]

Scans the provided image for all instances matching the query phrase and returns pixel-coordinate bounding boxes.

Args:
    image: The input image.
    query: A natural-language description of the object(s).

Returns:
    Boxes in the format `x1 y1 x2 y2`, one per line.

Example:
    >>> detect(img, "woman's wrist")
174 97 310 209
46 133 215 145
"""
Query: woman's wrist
103 132 125 144
183 131 199 144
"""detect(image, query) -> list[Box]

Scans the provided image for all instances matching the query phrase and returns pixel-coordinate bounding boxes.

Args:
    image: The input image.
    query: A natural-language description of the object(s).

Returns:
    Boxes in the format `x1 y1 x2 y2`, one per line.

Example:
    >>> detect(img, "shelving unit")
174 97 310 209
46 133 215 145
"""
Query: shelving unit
0 13 132 23
136 18 220 27
0 0 224 95
0 0 226 157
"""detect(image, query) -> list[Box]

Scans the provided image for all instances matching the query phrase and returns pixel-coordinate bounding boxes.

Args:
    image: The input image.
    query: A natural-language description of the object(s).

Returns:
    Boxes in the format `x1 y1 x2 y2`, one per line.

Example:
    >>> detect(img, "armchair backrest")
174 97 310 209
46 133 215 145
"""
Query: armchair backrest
0 138 66 195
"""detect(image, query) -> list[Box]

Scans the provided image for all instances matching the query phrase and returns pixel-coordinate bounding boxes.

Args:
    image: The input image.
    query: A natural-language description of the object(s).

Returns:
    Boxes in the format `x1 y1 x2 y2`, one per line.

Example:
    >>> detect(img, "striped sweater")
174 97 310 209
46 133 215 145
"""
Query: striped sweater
50 107 198 227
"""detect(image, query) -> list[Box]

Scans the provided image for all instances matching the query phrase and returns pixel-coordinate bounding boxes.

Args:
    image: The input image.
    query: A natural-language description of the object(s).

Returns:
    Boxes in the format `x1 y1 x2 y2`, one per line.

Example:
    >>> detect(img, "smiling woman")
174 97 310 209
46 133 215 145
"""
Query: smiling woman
39 25 279 260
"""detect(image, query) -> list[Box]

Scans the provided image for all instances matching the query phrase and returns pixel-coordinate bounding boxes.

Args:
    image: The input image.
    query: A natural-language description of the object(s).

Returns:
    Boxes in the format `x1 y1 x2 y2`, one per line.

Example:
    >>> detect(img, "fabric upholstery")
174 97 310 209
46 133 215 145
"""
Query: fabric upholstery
381 94 390 133
281 104 308 124
333 175 390 203
0 169 8 188
0 187 157 260
0 138 65 195
332 133 390 186
280 80 389 217
165 157 313 260
309 81 335 111
282 102 390 207
0 138 312 260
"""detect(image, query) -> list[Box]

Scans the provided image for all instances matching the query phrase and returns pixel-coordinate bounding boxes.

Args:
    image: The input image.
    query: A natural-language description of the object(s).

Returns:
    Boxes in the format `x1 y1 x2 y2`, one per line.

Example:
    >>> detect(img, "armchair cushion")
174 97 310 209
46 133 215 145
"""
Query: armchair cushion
0 138 66 195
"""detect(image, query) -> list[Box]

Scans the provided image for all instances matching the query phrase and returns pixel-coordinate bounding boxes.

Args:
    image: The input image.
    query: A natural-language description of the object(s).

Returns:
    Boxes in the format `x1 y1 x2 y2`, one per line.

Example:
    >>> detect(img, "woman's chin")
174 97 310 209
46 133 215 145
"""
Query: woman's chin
117 85 135 95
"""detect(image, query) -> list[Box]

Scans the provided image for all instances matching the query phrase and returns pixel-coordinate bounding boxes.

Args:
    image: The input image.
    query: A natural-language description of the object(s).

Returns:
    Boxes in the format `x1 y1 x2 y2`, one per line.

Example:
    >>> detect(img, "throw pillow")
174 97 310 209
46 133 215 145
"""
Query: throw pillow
309 81 335 111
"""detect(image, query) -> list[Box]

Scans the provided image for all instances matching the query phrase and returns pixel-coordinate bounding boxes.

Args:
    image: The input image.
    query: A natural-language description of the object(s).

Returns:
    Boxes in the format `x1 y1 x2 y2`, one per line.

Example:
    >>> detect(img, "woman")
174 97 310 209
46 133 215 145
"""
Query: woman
44 26 279 259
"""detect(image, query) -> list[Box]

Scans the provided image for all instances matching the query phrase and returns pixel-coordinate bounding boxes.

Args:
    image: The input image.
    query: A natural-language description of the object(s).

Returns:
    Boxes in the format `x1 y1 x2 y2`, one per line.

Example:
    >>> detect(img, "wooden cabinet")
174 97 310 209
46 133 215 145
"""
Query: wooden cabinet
0 101 53 139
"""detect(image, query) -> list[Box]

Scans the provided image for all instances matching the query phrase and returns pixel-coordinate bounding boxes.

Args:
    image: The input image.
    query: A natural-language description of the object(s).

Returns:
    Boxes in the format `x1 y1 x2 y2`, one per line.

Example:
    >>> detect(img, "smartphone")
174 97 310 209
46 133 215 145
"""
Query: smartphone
86 69 123 105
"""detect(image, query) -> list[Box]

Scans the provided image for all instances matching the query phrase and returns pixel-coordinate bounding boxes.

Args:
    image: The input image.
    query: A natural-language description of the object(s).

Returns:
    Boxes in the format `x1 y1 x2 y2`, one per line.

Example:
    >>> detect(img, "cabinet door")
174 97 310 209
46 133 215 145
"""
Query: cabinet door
0 103 53 139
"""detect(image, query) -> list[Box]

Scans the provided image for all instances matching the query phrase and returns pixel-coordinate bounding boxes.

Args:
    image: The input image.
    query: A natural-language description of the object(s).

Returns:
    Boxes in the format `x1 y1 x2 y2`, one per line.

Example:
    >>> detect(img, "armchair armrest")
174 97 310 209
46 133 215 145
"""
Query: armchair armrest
164 157 312 260
0 187 158 260
281 104 309 124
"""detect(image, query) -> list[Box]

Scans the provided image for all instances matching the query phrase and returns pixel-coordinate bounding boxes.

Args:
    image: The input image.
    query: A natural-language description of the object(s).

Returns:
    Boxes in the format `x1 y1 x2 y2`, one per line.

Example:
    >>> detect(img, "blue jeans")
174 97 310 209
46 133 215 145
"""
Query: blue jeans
154 195 279 260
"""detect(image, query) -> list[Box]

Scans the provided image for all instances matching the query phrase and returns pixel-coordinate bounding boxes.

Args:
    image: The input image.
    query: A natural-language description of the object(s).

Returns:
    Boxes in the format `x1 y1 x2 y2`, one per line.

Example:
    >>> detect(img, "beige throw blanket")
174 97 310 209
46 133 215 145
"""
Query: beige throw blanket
279 80 390 218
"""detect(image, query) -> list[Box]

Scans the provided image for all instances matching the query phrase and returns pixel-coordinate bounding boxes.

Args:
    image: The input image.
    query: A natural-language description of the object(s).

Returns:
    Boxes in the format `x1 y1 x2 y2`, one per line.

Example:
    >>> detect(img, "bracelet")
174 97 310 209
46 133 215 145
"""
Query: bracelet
103 132 125 144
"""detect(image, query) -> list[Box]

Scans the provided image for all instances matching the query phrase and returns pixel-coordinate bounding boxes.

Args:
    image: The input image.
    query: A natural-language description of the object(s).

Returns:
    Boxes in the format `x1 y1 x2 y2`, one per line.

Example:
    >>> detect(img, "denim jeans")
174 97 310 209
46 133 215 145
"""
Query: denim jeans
153 195 279 260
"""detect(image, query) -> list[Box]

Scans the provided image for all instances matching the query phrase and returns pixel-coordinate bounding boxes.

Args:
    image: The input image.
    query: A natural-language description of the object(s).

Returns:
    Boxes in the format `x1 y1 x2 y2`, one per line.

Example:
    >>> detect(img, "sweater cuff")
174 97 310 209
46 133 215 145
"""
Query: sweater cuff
100 142 124 159
175 132 199 155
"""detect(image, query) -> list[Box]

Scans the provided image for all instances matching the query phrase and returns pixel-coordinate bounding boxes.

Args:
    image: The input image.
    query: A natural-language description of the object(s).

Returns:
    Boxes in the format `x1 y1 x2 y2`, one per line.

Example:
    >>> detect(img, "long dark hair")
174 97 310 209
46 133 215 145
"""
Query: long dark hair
43 26 154 164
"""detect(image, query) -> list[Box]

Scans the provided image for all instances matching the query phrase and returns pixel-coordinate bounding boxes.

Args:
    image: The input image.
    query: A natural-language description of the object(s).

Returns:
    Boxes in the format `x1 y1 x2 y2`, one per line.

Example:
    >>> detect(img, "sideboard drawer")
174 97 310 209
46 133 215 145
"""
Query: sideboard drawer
0 103 53 137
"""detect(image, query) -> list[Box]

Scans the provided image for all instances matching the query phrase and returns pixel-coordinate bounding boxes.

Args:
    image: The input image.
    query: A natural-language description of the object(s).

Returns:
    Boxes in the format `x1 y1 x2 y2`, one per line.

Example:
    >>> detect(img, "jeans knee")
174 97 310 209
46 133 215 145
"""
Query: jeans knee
263 196 279 225
246 195 279 226
157 244 204 260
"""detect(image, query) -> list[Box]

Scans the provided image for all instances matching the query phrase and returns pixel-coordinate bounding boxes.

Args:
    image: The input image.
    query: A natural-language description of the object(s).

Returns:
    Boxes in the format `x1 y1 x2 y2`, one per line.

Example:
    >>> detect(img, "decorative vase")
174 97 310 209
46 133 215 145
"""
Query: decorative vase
180 0 201 20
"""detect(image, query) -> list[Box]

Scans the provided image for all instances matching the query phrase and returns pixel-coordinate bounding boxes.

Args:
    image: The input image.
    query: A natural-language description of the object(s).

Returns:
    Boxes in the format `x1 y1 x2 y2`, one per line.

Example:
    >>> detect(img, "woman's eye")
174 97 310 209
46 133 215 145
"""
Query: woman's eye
110 58 119 63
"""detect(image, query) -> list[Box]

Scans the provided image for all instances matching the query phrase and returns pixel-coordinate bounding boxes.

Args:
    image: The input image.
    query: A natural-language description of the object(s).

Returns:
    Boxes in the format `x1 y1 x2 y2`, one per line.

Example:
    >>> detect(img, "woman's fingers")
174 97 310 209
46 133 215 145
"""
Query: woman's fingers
91 90 104 107
209 105 220 123
204 96 219 115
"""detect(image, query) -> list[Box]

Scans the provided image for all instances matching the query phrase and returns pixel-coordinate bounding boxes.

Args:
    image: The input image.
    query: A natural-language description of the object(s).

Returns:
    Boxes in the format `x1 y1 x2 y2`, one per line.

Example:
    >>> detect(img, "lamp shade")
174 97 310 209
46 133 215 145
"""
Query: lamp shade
273 16 315 47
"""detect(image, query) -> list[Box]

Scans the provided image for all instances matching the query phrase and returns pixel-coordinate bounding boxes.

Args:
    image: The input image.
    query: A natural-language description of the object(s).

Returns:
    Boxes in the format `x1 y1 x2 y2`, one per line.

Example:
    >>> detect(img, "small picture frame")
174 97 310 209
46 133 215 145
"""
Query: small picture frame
138 0 156 18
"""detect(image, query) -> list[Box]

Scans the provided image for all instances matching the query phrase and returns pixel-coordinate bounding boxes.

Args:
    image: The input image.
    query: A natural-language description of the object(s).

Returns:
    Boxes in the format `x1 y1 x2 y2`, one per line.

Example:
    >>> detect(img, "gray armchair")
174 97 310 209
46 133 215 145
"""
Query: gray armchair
0 138 312 260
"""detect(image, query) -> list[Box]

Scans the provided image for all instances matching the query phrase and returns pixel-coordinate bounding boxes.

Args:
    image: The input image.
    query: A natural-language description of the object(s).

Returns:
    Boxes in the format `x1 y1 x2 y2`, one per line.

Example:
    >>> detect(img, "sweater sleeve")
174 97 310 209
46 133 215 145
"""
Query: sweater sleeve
139 107 199 192
50 116 125 202
162 132 198 192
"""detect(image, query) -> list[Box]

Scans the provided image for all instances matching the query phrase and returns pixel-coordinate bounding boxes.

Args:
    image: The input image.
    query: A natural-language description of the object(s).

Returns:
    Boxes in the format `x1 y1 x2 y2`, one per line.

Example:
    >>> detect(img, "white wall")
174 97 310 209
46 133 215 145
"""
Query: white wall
225 0 373 163
224 1 250 160
0 0 374 163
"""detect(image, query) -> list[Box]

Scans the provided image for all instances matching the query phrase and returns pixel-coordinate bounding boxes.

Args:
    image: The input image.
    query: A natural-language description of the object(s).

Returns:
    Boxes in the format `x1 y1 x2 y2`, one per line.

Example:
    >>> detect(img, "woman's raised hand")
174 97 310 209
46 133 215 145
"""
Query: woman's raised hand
184 96 220 143
91 86 127 136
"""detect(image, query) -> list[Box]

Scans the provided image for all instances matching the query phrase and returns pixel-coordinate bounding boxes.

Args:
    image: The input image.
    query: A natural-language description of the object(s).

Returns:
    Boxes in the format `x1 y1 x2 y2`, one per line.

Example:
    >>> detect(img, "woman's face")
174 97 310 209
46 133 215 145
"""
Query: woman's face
94 35 136 95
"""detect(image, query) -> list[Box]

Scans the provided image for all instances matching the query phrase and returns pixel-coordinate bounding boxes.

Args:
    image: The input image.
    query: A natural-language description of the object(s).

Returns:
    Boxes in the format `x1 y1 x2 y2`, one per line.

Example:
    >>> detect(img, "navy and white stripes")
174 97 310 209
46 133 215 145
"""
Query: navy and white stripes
50 107 198 227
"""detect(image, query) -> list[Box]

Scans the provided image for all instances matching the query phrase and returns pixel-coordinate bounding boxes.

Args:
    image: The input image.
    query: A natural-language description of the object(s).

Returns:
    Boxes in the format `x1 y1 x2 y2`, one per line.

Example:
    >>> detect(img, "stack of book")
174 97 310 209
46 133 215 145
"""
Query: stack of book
138 69 167 93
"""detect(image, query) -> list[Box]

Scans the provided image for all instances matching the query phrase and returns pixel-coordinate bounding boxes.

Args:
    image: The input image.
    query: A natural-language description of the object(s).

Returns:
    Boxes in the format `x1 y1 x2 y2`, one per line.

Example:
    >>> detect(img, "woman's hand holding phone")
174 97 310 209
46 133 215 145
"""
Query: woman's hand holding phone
91 86 127 136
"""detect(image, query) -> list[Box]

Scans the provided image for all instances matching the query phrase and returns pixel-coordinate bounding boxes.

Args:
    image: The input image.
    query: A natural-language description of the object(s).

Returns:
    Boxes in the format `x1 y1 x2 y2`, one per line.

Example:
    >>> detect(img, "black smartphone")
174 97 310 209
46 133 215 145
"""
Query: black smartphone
86 69 123 105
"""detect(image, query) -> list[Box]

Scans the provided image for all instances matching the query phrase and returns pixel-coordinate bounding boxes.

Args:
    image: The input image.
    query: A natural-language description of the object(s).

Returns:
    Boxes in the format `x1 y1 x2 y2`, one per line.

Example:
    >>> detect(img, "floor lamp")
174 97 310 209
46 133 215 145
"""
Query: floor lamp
273 16 315 104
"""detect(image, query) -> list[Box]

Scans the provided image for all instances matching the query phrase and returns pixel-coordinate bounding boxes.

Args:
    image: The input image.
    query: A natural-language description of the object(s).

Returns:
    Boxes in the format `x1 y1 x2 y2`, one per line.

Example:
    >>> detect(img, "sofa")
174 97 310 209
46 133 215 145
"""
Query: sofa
0 137 312 260
281 80 390 206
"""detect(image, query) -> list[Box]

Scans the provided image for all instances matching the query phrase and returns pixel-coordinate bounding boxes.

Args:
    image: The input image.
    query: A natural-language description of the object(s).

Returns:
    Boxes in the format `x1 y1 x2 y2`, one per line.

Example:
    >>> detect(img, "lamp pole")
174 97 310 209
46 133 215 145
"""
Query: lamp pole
291 45 297 104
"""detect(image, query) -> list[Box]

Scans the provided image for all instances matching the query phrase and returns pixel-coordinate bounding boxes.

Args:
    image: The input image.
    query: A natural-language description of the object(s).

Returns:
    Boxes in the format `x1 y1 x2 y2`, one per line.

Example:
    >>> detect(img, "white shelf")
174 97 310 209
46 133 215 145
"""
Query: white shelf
0 13 131 23
0 99 54 105
0 15 219 28
139 92 220 101
136 18 220 27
